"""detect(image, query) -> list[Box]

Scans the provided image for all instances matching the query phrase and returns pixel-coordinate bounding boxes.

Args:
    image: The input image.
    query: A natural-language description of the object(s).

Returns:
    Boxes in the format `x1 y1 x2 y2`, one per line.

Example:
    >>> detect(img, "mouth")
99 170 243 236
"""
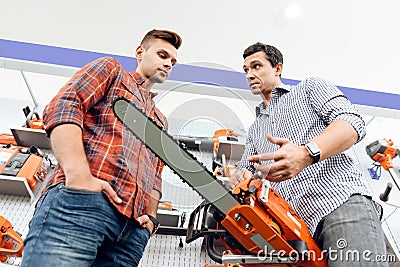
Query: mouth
249 82 259 88
159 69 169 76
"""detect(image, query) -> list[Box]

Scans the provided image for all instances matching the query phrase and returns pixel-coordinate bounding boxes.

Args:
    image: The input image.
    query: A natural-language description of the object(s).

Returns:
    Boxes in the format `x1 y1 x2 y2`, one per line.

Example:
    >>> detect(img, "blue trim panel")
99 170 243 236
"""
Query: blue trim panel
1 39 399 110
0 39 137 71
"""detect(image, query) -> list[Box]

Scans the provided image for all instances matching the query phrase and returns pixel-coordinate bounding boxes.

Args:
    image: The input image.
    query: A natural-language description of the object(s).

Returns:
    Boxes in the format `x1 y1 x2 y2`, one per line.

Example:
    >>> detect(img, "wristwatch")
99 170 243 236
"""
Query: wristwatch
304 142 321 164
147 214 160 235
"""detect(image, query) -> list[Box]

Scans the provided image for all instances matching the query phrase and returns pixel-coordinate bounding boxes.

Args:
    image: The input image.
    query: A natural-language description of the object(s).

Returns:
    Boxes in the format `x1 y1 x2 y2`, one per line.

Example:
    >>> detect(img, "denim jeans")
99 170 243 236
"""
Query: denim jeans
313 194 388 267
21 183 150 267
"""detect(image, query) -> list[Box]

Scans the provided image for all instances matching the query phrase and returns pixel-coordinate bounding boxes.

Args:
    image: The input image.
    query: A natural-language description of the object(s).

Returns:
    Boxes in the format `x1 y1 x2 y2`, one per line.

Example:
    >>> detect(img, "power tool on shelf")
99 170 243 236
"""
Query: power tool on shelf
366 139 400 202
0 216 24 263
212 129 238 154
212 129 240 179
22 106 44 130
112 97 327 267
0 134 17 147
0 145 47 190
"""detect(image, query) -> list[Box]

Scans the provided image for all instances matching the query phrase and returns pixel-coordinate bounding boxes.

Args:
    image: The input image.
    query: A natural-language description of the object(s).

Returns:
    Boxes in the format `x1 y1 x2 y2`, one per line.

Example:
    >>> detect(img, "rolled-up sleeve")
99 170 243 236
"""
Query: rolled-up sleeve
307 77 366 143
43 57 121 136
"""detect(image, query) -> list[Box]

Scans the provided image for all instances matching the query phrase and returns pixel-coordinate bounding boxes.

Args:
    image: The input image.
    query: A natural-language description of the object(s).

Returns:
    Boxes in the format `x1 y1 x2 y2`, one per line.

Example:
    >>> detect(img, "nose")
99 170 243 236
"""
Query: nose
246 70 255 82
163 60 172 70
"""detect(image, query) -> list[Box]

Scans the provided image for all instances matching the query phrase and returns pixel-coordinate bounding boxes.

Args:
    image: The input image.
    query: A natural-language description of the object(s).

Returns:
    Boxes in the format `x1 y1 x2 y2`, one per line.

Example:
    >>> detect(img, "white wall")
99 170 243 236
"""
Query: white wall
1 0 400 94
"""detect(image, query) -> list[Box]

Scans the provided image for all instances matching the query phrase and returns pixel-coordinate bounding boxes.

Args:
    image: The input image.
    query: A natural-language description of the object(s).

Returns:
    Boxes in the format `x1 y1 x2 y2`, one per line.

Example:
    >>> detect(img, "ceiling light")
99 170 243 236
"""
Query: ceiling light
284 2 301 20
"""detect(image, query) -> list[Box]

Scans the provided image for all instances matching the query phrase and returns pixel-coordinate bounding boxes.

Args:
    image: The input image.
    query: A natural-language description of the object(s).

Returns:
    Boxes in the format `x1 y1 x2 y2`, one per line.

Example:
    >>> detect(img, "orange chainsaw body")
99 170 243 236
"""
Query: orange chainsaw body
218 178 327 267
0 147 46 190
0 216 24 262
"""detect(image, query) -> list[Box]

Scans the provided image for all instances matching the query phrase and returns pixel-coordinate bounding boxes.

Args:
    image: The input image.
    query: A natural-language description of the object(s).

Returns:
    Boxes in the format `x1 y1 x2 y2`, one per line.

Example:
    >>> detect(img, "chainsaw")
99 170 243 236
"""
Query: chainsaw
112 97 327 267
0 216 24 263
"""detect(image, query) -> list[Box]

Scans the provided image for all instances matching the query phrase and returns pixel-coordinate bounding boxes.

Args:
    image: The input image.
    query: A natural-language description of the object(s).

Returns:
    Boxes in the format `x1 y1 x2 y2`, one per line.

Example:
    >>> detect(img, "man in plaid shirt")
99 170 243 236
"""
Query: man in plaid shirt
22 29 182 267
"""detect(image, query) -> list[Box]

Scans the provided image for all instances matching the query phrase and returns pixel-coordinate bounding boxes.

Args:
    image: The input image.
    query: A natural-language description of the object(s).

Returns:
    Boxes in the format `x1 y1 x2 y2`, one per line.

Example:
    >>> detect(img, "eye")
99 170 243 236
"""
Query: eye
243 68 249 73
158 52 167 59
254 64 261 69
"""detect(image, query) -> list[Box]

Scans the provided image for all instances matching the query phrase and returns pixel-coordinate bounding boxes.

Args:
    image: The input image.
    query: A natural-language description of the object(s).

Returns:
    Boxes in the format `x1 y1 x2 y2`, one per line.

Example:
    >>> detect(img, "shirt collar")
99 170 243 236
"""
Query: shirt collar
129 71 158 99
274 82 291 93
129 71 145 85
256 82 291 114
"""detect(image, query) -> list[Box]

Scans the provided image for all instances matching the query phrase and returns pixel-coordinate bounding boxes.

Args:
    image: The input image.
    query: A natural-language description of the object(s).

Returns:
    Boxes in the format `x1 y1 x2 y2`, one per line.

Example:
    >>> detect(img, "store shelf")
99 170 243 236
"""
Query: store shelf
0 175 34 201
10 127 51 150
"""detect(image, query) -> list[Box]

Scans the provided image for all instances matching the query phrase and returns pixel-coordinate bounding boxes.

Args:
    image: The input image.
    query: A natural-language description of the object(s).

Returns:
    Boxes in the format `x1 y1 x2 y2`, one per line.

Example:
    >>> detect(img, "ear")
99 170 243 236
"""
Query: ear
275 62 283 76
136 45 145 61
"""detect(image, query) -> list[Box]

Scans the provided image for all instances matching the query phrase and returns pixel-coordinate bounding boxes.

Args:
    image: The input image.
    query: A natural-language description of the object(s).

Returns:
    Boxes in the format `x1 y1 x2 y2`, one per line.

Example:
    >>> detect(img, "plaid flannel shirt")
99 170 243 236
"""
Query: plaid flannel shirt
43 57 167 218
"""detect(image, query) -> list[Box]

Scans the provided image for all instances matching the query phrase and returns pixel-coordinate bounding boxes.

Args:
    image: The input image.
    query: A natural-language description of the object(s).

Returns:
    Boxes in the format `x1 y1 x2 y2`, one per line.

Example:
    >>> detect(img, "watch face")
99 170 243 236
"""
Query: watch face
306 142 320 156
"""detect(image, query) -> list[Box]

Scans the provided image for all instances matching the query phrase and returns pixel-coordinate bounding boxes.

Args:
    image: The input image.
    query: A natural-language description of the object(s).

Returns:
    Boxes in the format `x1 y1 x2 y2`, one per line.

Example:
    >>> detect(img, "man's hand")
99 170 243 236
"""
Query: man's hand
50 124 122 204
66 175 122 204
228 168 253 189
247 135 312 182
136 215 153 234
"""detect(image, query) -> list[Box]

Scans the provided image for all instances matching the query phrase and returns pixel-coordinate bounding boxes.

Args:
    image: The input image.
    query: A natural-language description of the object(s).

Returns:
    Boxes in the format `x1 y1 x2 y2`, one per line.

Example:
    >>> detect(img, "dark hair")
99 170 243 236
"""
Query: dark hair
141 29 182 49
243 42 283 67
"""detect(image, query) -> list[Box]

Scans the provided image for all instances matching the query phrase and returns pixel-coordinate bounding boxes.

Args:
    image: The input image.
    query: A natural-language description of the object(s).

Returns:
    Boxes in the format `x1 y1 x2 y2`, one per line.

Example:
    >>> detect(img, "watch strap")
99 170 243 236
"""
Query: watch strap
310 151 320 164
147 214 160 235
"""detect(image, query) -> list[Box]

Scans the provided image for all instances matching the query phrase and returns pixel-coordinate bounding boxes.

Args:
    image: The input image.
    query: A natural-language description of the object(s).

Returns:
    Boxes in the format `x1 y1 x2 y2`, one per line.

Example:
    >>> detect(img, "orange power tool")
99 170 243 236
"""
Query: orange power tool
22 106 45 130
0 216 24 262
212 129 238 155
112 98 327 267
212 129 240 178
366 139 400 191
366 139 400 172
186 176 327 267
0 147 46 190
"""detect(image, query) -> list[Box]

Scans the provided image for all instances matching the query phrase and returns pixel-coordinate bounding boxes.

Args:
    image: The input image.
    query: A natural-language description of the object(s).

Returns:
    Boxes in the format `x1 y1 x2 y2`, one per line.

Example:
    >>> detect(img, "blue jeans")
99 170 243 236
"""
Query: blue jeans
313 194 388 267
21 183 150 267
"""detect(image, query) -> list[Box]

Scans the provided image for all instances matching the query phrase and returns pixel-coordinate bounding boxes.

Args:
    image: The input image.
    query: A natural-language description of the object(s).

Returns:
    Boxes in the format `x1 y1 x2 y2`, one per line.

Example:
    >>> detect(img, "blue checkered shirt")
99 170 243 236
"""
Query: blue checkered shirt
237 77 375 235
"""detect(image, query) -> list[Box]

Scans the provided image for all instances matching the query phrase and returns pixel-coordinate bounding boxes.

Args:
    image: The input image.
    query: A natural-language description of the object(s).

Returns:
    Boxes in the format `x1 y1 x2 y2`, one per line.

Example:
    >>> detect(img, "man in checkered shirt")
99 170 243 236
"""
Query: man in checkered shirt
22 29 182 267
229 42 388 266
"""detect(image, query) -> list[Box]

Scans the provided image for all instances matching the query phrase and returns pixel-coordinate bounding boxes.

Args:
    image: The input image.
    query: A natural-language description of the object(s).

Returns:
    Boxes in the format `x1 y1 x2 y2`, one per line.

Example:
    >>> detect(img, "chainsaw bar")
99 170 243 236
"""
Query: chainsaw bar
112 97 240 215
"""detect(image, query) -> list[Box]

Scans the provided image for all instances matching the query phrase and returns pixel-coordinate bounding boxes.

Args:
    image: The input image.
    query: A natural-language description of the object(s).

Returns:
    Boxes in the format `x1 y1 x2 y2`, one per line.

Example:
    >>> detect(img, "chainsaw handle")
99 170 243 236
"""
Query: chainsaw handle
206 235 223 264
25 111 41 128
0 229 24 256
